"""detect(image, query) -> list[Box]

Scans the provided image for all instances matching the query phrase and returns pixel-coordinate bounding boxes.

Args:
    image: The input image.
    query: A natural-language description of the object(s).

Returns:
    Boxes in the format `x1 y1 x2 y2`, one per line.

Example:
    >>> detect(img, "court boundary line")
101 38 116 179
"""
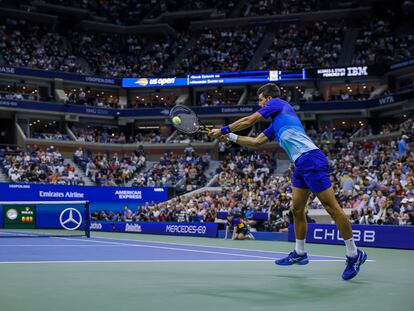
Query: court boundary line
88 234 350 260
0 259 351 264
50 236 374 262
52 236 284 260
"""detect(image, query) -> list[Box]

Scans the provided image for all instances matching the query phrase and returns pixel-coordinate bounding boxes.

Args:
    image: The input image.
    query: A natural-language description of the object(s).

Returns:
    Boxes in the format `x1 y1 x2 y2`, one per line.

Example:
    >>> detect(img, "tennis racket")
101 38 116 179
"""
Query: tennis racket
169 104 211 135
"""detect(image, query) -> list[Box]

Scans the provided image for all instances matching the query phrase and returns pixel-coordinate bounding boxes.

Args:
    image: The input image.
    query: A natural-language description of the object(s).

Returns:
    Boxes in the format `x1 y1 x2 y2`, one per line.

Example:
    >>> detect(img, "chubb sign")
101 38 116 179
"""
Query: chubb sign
312 228 375 243
288 224 414 250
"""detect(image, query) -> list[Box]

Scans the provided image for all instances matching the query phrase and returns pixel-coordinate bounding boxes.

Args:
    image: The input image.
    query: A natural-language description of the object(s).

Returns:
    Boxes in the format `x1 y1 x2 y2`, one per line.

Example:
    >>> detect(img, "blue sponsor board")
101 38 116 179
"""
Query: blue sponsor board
35 203 86 229
388 58 414 71
0 183 168 204
288 224 414 250
0 202 87 231
122 77 187 88
90 221 218 238
0 65 119 85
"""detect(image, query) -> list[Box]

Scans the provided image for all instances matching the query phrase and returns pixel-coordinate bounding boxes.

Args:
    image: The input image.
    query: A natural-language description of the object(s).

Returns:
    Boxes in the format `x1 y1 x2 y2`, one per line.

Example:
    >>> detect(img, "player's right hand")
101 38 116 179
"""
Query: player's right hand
209 128 222 139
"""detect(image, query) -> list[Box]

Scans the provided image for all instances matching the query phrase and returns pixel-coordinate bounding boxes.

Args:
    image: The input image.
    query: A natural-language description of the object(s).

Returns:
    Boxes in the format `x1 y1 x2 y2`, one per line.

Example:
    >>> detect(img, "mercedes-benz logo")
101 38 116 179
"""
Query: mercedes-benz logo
59 208 82 231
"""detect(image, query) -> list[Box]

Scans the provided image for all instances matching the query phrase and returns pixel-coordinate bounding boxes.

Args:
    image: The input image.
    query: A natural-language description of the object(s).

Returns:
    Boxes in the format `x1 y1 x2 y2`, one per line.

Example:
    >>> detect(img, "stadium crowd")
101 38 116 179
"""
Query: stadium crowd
70 31 189 77
352 18 414 66
259 21 345 70
1 11 411 77
174 27 265 74
65 88 118 108
73 148 146 186
0 145 85 185
72 126 167 144
0 18 83 73
241 0 318 17
132 148 210 190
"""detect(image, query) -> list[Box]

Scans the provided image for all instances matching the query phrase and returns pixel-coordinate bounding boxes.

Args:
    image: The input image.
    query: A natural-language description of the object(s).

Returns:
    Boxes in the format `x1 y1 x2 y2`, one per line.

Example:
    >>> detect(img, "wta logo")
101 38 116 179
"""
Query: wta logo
135 78 149 86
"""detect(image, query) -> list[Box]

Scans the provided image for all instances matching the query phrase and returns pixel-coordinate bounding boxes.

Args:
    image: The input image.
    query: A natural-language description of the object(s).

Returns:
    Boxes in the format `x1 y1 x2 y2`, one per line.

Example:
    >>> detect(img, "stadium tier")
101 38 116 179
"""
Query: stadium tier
0 2 414 310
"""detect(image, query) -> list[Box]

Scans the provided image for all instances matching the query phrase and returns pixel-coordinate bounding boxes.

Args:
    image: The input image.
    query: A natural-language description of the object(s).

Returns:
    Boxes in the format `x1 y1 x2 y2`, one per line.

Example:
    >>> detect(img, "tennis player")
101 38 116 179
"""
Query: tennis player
210 83 367 280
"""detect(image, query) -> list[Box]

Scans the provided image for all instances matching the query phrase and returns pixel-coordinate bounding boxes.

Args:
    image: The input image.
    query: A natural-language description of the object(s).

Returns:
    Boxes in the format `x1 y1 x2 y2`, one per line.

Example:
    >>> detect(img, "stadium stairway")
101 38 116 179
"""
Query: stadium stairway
337 27 360 66
65 159 95 186
274 159 291 177
246 31 275 70
165 39 195 75
0 169 9 183
204 160 220 180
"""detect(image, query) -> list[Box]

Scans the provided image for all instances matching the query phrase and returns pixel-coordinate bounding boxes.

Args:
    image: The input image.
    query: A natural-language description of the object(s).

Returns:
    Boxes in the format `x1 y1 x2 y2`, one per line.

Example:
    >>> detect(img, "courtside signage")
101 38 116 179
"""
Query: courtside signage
91 221 218 237
0 183 168 204
288 224 414 249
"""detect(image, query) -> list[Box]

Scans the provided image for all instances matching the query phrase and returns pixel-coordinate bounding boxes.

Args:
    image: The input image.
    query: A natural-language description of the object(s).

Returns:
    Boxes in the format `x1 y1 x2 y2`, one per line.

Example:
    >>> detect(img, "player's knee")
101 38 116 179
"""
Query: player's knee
292 205 306 218
323 203 341 217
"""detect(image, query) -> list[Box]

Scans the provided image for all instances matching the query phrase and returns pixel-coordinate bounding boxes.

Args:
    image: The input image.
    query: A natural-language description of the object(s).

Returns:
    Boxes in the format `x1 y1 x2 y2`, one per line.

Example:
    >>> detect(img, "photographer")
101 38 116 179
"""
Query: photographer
266 200 289 232
359 208 376 225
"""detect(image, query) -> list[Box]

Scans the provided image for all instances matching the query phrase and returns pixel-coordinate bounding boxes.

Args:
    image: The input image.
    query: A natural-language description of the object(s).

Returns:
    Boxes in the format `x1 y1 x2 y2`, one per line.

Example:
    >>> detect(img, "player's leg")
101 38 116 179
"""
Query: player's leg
316 186 367 280
236 233 245 240
315 186 353 240
275 186 310 266
292 186 310 243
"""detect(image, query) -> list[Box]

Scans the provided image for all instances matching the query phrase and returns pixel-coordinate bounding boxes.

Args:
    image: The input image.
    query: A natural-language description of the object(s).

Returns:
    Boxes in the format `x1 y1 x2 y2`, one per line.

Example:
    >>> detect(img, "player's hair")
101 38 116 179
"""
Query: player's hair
257 83 281 98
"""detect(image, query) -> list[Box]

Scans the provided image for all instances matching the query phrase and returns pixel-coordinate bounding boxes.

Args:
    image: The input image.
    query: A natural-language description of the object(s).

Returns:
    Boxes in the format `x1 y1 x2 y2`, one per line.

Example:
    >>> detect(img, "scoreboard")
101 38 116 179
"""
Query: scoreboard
3 205 36 229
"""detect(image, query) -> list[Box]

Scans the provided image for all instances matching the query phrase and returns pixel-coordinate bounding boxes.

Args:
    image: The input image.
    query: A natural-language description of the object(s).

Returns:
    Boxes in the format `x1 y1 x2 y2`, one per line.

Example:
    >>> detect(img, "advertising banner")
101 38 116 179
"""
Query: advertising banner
0 183 168 204
91 221 218 238
3 205 36 229
288 224 414 250
35 203 86 230
0 65 119 85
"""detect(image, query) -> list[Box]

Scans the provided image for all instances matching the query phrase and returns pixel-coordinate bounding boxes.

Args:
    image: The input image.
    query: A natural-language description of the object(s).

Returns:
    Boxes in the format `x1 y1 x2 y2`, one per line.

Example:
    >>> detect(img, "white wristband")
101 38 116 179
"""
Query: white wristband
228 133 238 142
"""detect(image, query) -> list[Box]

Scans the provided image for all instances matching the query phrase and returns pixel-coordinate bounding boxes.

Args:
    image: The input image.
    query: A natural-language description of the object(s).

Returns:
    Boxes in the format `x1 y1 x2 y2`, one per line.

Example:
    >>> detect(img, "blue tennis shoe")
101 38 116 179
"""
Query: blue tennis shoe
275 250 309 266
342 249 367 281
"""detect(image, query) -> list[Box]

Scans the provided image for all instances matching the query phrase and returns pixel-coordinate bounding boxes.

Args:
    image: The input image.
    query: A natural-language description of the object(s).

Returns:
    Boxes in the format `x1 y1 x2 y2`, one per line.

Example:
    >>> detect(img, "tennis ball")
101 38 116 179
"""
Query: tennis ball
172 116 182 125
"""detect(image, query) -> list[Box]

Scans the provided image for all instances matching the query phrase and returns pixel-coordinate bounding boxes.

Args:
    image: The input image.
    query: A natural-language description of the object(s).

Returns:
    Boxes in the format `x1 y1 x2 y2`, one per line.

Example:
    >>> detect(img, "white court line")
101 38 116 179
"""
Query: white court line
0 245 131 247
0 259 351 264
51 236 375 262
52 237 279 260
88 235 349 260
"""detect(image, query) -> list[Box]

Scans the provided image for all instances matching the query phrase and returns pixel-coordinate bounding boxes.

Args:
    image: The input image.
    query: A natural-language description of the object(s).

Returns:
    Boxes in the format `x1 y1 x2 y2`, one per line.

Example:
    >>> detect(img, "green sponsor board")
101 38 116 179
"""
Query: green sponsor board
3 205 36 229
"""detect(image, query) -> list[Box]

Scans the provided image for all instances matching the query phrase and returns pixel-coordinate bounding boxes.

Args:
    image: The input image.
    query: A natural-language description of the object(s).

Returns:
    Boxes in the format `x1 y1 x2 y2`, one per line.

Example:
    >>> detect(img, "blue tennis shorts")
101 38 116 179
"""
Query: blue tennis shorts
292 149 332 193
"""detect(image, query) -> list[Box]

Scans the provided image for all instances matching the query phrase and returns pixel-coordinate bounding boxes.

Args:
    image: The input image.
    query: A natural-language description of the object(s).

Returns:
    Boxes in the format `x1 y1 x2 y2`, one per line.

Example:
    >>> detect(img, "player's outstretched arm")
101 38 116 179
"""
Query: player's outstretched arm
224 225 229 240
227 132 269 148
231 226 238 240
210 112 263 138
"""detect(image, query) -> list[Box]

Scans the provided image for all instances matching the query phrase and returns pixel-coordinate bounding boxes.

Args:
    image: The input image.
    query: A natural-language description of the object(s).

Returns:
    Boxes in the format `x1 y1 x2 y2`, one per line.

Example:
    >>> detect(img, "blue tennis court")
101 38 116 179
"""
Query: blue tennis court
1 232 412 311
0 234 345 263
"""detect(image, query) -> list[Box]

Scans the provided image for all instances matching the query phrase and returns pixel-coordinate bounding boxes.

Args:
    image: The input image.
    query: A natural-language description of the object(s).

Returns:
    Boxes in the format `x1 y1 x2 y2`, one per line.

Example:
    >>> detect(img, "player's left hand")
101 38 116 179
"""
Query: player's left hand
209 128 222 139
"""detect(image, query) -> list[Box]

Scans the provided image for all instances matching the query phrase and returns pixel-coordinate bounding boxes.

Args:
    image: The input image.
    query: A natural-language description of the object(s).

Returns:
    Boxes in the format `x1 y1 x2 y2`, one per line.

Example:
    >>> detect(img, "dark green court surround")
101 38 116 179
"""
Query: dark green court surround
0 232 412 311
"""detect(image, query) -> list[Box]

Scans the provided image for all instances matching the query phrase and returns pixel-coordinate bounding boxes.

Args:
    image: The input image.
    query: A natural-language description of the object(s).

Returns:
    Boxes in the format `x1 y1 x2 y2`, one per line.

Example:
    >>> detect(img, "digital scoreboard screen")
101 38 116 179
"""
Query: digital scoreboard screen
3 205 36 229
122 70 306 88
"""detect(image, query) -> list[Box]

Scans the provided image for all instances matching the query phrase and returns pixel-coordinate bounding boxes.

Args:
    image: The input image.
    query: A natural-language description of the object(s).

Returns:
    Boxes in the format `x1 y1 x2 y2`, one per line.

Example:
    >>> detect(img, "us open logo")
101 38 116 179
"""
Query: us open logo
135 78 149 86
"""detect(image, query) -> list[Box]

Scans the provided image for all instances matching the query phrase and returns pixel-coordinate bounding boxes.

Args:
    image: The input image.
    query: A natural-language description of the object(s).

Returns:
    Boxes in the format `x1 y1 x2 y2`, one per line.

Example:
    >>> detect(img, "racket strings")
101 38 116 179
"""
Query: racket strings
170 106 199 134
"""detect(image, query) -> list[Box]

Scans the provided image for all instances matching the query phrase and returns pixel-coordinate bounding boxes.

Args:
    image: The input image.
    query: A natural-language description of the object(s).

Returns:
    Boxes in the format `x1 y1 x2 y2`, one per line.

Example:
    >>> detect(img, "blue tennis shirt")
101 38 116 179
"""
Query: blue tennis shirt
258 98 318 162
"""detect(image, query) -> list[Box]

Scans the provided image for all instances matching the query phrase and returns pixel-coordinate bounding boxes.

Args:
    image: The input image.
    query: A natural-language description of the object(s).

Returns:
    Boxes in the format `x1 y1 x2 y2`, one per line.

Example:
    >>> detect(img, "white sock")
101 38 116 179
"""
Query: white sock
295 239 306 255
344 238 358 258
